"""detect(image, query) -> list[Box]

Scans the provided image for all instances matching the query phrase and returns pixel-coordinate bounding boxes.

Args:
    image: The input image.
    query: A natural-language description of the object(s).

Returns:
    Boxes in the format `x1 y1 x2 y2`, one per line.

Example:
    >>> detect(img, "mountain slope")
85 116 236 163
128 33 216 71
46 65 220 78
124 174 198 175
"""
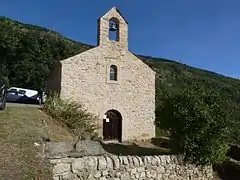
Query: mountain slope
0 16 240 143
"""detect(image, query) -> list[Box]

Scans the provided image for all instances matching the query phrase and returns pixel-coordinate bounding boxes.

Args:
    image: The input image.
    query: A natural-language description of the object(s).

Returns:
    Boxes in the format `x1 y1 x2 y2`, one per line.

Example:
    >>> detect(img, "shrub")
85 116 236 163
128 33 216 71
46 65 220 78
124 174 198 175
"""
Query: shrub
42 93 98 139
156 85 233 165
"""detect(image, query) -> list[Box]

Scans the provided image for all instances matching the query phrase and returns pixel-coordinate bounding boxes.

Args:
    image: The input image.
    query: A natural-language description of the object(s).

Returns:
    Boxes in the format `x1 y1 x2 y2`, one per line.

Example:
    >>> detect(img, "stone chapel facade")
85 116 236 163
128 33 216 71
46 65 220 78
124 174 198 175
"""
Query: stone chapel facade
47 7 156 142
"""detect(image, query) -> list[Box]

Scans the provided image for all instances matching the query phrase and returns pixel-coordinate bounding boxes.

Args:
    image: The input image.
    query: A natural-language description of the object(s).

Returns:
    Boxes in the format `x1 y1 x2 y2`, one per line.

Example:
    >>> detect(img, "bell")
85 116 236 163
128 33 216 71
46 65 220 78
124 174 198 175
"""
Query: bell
109 23 117 32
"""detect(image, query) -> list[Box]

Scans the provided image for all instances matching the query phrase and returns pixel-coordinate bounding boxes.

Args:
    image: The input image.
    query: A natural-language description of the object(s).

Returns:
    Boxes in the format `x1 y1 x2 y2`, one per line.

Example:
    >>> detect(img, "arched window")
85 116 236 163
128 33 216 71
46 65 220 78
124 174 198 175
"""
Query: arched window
110 65 117 81
109 18 119 41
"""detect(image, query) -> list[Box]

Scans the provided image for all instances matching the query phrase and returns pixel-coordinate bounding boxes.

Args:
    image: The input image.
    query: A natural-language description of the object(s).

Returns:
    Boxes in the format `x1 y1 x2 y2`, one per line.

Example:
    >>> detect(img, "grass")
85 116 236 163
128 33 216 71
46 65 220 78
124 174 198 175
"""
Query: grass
0 107 75 180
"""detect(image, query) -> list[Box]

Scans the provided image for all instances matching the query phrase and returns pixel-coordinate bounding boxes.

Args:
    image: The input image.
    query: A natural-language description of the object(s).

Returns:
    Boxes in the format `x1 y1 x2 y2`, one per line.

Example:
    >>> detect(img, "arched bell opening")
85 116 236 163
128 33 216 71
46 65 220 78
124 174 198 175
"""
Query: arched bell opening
109 18 120 41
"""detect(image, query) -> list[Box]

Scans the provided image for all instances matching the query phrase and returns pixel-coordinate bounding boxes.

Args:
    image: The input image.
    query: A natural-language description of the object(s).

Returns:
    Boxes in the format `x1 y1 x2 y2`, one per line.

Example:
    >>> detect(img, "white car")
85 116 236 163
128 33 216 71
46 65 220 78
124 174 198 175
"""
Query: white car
6 87 39 103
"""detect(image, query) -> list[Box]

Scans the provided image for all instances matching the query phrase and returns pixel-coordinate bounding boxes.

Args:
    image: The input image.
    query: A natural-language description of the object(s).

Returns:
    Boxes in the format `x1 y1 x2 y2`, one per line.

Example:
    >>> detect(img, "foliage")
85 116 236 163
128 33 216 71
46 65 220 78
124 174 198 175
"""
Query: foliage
155 85 233 165
0 16 92 90
0 73 9 87
42 93 98 139
1 16 240 144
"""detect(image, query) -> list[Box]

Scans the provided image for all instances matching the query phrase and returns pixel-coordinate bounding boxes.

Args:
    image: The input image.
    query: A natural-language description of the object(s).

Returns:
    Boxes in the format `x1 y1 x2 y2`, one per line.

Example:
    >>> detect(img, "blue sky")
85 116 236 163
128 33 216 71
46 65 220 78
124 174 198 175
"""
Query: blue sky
1 0 240 78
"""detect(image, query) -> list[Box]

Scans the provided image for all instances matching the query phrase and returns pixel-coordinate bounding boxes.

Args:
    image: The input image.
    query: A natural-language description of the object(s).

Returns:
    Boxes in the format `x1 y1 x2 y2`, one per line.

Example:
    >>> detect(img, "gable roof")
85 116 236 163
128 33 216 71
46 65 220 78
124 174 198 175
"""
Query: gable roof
97 7 128 24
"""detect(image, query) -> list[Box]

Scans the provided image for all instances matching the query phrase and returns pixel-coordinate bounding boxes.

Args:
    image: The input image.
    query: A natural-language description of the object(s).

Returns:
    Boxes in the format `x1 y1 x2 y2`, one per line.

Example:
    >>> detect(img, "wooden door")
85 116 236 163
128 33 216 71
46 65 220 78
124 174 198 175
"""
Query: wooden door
103 110 122 141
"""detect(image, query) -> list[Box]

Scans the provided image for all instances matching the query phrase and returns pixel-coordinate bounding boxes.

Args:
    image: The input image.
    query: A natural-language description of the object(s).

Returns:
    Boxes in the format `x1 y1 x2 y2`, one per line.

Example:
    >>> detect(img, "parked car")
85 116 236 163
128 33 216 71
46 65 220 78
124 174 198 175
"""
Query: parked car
6 87 39 104
0 80 7 110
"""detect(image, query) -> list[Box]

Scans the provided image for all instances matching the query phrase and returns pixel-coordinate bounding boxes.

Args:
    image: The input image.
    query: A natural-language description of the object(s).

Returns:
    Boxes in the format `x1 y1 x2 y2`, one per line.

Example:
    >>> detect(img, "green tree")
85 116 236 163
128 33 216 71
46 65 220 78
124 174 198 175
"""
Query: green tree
156 85 233 165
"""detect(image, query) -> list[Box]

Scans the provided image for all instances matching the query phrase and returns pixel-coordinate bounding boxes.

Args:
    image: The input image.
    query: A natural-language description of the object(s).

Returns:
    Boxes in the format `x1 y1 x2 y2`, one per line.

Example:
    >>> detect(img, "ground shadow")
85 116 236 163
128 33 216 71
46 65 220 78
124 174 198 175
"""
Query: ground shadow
151 137 181 154
151 137 174 148
216 145 240 180
100 141 173 156
228 145 240 161
215 160 240 180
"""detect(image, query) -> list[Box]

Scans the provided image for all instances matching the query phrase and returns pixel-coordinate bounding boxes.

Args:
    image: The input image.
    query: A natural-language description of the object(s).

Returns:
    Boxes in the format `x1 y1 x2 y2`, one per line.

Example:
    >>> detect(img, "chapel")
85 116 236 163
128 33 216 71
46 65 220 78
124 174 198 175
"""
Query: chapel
47 7 156 142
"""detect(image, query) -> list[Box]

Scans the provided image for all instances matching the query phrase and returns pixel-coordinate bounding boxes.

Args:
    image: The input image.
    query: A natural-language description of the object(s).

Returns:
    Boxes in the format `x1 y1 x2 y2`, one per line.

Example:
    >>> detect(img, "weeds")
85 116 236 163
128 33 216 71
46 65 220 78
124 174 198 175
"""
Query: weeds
42 93 98 139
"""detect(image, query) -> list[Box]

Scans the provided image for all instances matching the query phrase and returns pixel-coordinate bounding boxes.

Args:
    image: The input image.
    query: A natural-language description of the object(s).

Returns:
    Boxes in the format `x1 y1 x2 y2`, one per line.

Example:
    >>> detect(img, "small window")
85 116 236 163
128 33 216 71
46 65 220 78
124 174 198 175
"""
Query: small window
110 65 117 81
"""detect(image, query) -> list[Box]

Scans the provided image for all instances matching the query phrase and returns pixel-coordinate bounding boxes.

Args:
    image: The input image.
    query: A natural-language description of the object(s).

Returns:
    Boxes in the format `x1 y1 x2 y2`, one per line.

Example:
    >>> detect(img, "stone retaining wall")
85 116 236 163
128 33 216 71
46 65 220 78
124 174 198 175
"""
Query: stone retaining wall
50 155 213 180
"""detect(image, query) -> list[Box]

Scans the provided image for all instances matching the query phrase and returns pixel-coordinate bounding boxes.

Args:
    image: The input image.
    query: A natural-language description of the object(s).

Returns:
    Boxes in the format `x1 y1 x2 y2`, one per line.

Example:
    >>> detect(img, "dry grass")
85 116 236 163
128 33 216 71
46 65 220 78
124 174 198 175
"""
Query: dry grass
40 111 75 142
42 93 98 139
0 107 75 180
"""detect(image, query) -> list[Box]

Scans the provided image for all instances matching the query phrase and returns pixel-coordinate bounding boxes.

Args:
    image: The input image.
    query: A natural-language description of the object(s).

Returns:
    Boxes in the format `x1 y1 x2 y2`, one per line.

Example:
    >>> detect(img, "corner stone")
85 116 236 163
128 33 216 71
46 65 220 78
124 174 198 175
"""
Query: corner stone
132 156 139 166
94 171 101 178
53 163 71 175
105 156 113 169
85 156 98 170
72 158 86 173
111 156 120 169
121 172 130 180
98 156 107 170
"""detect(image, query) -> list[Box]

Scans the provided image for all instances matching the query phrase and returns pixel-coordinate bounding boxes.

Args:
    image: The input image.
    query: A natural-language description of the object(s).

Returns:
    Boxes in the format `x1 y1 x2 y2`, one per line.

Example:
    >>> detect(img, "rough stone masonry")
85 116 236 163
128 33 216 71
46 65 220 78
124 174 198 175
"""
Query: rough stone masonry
50 155 213 180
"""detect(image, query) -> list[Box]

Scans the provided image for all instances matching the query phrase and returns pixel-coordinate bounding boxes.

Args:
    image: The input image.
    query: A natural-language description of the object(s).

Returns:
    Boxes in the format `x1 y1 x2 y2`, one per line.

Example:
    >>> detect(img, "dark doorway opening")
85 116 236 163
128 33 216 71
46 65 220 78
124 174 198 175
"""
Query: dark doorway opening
103 109 122 142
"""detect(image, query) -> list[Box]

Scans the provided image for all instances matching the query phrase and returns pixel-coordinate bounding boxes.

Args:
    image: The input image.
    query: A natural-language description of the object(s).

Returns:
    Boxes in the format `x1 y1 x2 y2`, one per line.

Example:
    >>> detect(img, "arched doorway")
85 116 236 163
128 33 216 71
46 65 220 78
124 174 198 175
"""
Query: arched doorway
103 109 122 142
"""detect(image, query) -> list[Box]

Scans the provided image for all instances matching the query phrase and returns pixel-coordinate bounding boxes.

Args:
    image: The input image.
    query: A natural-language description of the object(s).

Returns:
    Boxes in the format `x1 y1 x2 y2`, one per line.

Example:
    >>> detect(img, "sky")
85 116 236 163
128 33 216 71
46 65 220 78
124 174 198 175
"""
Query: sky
1 0 240 78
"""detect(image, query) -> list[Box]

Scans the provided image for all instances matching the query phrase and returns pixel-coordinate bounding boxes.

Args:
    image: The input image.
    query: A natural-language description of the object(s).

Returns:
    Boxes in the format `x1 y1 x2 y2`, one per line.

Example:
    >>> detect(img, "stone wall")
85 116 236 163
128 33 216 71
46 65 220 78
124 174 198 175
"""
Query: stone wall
50 155 213 180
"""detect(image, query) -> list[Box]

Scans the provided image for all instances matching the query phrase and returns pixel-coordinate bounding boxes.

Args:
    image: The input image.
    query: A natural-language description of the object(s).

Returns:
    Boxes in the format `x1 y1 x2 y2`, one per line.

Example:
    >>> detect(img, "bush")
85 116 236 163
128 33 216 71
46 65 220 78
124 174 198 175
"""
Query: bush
42 93 98 139
156 85 233 165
